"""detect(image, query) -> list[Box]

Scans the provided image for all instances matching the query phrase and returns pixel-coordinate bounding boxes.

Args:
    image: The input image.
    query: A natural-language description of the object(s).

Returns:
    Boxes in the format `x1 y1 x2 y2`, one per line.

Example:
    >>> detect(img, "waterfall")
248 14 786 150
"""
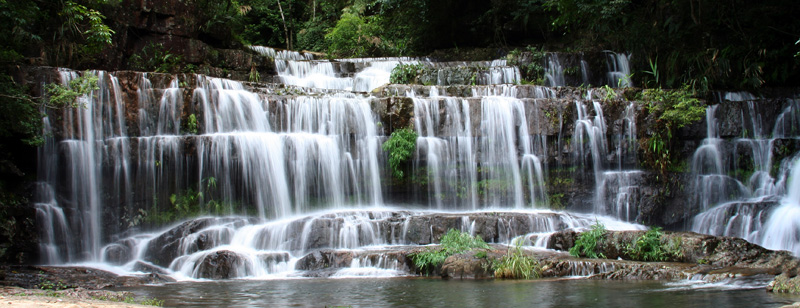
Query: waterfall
691 94 800 255
36 71 385 262
761 159 800 255
572 100 643 221
605 52 632 88
544 53 565 87
411 90 478 209
33 52 654 278
410 86 546 209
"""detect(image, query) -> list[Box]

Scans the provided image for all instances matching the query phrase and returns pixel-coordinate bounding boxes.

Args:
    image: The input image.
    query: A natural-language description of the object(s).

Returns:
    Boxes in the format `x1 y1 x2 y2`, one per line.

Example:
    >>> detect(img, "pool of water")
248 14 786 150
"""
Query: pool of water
117 276 800 307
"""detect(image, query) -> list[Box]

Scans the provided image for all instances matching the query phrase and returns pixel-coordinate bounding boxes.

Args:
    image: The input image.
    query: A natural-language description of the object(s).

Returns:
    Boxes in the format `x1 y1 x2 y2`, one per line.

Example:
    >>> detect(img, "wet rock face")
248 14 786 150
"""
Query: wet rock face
296 250 355 272
195 250 247 279
143 217 253 267
102 243 132 265
294 248 415 278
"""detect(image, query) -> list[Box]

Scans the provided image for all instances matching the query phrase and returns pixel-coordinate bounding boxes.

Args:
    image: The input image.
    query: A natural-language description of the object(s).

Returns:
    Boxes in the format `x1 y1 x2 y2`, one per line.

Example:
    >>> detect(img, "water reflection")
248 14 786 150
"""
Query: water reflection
118 277 799 307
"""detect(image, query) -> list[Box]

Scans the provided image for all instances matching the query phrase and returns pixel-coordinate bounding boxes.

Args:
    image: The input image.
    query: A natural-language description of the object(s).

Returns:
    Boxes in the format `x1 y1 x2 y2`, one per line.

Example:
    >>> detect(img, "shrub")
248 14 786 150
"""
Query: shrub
625 227 683 262
641 85 705 129
382 127 417 179
411 229 490 274
324 12 381 58
569 222 606 259
639 85 706 175
183 114 198 135
389 63 425 84
493 243 541 279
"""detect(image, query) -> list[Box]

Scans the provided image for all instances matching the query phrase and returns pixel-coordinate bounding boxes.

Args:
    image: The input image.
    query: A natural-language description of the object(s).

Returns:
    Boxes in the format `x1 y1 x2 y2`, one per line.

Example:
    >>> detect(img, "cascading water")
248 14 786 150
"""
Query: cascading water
544 53 565 87
606 52 632 88
33 51 693 280
760 159 800 255
691 94 800 254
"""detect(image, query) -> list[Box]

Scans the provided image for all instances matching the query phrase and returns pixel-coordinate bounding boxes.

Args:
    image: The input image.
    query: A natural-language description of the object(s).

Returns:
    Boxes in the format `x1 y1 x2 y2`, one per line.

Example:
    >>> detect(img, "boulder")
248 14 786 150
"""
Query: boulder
143 217 252 267
768 273 800 293
440 250 495 279
194 250 248 279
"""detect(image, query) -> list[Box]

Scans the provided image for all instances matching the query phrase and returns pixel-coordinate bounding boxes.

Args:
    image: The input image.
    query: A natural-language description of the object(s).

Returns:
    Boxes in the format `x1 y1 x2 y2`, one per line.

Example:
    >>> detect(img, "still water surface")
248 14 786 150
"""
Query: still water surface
118 277 800 307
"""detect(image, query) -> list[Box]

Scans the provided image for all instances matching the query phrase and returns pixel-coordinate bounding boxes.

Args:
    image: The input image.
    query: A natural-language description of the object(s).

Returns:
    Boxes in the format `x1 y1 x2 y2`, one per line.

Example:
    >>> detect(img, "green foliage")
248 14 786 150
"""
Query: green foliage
92 294 164 307
546 0 799 89
38 274 67 297
183 114 199 135
642 86 705 129
324 12 382 58
389 63 426 84
382 128 417 179
569 222 606 259
60 0 115 55
46 73 99 109
601 84 617 101
140 298 165 307
625 227 682 262
0 0 115 66
146 177 233 225
492 243 541 279
642 57 660 88
129 43 182 73
639 85 705 175
249 65 260 82
0 76 42 147
548 192 565 209
508 46 546 84
410 229 490 274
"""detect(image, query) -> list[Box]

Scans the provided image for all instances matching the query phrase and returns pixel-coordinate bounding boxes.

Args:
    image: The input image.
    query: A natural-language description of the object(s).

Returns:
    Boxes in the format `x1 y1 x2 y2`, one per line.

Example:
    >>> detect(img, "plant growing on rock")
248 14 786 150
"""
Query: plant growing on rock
183 114 199 135
569 222 606 259
639 85 705 175
410 229 490 274
382 127 418 179
493 242 541 279
507 46 546 84
390 63 426 84
45 73 99 109
625 227 683 262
